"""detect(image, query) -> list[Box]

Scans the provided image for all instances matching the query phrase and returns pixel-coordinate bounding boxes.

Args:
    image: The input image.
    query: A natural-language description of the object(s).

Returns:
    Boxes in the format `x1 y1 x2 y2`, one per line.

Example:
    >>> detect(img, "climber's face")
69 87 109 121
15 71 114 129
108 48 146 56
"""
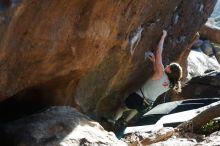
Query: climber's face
164 65 171 74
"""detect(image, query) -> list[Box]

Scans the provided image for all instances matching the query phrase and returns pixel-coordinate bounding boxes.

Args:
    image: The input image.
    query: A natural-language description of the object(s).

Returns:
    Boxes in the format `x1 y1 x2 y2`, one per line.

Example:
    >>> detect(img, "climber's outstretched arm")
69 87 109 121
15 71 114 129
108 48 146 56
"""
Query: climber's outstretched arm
151 30 167 80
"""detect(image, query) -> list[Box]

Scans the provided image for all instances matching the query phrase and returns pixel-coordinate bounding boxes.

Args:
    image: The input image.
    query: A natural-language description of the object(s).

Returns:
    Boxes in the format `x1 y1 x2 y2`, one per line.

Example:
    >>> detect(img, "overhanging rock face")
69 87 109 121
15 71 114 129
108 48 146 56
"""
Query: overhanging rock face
0 0 216 120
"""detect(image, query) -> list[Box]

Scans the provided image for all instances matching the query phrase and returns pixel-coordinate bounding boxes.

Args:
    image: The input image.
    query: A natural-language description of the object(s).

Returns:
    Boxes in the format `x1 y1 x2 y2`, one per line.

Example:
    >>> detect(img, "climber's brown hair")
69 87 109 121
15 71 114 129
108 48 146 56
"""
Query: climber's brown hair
166 62 183 92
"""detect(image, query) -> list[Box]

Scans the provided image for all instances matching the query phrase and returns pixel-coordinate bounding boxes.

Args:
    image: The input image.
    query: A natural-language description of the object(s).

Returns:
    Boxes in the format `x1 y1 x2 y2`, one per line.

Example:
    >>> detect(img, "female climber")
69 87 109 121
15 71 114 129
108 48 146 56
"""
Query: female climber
112 30 183 126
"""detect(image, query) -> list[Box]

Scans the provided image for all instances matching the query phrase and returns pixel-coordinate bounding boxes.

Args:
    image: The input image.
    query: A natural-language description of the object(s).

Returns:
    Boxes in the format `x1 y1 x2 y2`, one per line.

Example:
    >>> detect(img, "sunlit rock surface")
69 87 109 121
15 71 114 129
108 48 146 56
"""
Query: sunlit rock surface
187 49 220 80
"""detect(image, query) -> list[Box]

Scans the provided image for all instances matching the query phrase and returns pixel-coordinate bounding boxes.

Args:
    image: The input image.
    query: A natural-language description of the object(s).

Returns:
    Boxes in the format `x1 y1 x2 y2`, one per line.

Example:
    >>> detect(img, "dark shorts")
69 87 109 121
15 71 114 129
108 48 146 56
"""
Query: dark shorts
125 93 144 110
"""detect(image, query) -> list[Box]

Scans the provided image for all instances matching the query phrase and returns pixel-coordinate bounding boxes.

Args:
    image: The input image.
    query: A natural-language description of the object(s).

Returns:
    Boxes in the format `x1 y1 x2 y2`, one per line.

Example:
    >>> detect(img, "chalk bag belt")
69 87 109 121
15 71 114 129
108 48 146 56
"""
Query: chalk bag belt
139 88 153 108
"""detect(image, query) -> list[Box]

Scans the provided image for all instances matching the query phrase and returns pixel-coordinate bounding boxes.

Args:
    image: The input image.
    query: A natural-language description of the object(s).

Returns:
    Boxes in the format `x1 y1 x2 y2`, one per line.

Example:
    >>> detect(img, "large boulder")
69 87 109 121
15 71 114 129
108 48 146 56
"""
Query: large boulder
200 24 220 44
181 71 220 99
187 47 220 80
0 106 127 146
199 0 220 43
0 0 216 122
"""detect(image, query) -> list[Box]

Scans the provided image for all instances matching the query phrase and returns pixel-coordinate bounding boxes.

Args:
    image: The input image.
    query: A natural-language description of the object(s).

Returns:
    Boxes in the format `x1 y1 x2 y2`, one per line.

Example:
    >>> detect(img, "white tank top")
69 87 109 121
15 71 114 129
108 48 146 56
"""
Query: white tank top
136 72 170 102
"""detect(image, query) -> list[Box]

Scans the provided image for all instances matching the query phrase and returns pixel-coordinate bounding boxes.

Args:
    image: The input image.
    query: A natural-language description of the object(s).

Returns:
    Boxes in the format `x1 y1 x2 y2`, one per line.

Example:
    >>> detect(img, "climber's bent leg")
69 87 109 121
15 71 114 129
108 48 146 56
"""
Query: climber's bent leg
113 106 129 122
124 109 138 123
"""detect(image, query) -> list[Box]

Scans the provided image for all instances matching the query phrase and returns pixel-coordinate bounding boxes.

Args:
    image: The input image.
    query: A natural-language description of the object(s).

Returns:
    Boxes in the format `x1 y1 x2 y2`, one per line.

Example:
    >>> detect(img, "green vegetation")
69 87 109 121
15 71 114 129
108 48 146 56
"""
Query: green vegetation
200 120 220 135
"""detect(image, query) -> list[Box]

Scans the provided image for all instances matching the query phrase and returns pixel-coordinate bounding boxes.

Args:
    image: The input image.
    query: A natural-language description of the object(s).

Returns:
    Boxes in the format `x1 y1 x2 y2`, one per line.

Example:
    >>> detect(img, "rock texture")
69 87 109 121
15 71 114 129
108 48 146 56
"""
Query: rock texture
181 71 220 99
200 24 220 44
199 0 220 44
123 127 175 146
0 0 216 123
123 127 220 146
0 106 127 146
